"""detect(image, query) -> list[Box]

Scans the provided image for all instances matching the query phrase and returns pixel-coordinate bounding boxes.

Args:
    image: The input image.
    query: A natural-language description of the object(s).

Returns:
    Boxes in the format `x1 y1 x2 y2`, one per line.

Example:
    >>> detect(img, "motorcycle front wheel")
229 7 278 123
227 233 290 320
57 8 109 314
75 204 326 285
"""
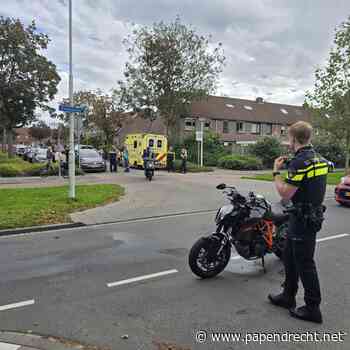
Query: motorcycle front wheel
189 237 231 278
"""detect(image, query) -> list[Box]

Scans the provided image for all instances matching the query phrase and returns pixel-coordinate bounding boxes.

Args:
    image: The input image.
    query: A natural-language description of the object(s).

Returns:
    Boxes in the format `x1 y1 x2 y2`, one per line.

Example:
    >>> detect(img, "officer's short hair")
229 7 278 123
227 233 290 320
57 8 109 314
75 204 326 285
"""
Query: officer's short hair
288 121 313 145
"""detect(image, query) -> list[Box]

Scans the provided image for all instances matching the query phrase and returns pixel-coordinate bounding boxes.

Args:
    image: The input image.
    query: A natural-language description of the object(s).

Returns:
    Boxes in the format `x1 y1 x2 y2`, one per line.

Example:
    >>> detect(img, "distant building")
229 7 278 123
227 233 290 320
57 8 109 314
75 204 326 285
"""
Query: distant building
116 95 311 149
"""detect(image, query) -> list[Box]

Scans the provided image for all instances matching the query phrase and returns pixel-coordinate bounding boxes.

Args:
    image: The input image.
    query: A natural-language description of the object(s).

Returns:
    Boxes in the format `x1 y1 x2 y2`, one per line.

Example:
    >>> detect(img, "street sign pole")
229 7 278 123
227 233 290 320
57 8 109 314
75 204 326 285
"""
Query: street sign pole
68 0 75 199
199 118 205 168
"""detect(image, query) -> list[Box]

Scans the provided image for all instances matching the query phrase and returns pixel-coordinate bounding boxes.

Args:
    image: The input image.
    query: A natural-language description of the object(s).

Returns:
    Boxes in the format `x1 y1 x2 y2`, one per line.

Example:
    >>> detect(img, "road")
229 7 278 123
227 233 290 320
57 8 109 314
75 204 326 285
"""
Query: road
0 194 349 349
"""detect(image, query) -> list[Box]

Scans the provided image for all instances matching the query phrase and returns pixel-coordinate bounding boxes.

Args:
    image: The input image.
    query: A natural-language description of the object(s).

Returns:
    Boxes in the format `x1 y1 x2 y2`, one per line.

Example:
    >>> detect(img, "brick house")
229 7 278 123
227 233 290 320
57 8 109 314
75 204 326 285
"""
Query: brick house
116 95 311 149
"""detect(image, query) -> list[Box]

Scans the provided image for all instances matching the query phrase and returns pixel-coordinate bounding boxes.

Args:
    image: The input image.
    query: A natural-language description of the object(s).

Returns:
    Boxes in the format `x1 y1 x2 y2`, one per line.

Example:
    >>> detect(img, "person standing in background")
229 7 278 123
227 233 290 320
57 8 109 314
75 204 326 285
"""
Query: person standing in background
180 147 188 174
123 147 130 173
109 147 118 173
167 146 175 172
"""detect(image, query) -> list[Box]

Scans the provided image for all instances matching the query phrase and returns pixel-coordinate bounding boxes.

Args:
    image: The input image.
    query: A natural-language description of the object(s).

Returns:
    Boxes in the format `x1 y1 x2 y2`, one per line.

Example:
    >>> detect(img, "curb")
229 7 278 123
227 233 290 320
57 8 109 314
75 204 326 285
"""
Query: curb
0 223 85 237
0 331 110 350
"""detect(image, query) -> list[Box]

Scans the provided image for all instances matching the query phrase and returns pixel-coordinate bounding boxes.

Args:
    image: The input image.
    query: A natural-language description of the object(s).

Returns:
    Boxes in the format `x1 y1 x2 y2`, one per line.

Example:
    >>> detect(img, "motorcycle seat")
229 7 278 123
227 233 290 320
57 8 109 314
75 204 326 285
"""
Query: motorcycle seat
269 212 289 225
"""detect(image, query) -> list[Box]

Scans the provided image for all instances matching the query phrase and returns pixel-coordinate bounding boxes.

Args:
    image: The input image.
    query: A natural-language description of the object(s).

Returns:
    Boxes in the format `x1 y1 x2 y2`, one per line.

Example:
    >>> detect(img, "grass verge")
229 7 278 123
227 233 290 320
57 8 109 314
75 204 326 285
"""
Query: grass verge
242 171 345 185
0 184 124 230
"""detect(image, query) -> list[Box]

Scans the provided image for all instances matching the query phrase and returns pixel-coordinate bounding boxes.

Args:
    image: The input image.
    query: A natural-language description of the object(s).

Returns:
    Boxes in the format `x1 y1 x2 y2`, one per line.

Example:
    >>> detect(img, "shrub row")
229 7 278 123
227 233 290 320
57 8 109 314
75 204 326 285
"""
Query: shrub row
217 154 263 170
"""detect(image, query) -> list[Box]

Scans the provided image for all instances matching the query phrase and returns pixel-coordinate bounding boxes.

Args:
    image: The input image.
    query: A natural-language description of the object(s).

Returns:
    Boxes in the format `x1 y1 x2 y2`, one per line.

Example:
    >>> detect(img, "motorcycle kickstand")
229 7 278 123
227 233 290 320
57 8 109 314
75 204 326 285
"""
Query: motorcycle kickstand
261 256 266 273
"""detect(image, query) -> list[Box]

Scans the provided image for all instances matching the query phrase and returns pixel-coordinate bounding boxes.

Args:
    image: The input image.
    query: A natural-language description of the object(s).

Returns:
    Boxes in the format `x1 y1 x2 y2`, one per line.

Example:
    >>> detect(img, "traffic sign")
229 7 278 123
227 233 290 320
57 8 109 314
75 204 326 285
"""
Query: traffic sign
196 131 203 142
59 105 86 113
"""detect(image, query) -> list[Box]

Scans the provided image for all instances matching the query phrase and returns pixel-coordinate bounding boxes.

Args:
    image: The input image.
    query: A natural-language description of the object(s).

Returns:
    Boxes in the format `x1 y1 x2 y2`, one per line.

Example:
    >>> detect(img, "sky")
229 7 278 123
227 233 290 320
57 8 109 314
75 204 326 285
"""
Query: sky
1 0 350 122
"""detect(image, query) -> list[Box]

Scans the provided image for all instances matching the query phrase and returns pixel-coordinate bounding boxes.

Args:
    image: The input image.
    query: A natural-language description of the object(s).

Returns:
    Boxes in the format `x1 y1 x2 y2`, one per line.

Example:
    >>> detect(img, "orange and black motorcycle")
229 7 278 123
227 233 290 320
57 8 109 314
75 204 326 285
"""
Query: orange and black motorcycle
188 184 289 278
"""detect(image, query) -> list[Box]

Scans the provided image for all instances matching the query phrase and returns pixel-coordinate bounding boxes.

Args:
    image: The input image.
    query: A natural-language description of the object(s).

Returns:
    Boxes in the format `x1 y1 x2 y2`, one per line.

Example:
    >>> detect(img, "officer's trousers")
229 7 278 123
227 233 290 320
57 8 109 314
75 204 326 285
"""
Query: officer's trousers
283 234 321 307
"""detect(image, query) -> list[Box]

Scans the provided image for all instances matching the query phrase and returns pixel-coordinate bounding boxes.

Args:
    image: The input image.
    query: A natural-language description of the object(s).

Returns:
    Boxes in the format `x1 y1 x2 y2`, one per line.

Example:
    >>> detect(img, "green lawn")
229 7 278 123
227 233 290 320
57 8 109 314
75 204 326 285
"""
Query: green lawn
0 184 124 230
242 171 345 185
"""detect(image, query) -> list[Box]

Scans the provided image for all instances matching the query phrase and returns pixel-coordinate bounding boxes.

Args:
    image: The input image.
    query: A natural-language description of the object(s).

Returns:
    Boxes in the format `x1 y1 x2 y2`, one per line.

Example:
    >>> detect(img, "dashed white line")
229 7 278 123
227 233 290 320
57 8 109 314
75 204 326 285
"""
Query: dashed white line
107 269 178 288
0 299 35 312
317 233 349 242
229 233 349 260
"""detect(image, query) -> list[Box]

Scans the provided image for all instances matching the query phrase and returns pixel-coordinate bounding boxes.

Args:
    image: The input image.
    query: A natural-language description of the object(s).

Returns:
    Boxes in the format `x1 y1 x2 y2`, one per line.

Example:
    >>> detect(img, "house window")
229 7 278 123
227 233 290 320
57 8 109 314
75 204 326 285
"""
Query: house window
204 121 211 129
184 118 196 131
237 122 260 134
262 123 272 135
157 140 162 148
223 121 229 134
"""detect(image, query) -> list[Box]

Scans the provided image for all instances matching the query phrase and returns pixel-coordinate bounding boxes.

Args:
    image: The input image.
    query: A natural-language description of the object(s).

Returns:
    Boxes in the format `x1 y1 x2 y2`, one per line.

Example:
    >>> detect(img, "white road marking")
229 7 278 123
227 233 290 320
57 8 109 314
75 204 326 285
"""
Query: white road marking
229 233 349 260
231 255 242 260
107 269 178 288
0 343 20 350
317 233 349 242
0 299 35 312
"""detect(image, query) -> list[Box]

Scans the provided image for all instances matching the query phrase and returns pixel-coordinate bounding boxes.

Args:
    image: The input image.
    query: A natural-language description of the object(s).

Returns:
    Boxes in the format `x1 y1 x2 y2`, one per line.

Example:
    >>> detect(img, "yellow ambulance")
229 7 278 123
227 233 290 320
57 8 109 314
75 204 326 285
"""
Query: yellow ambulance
124 133 169 168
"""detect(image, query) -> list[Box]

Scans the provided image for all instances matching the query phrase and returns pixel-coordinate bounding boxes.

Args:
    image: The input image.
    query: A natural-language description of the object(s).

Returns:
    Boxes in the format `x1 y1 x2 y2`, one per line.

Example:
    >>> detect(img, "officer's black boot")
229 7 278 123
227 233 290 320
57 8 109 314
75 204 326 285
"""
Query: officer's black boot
289 305 323 324
268 293 296 310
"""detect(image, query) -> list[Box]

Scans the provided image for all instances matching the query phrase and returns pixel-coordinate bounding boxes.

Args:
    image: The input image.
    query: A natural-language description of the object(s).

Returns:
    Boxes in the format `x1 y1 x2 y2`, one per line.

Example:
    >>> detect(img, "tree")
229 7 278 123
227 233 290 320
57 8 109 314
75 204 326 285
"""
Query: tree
29 120 51 143
248 137 284 168
0 17 60 157
305 16 350 173
174 131 229 166
117 17 225 144
64 90 126 152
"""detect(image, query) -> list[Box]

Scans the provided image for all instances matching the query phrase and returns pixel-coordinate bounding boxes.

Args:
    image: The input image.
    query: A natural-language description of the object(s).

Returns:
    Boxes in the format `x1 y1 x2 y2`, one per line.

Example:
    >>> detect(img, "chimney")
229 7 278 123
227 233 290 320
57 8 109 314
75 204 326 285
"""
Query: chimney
256 97 264 103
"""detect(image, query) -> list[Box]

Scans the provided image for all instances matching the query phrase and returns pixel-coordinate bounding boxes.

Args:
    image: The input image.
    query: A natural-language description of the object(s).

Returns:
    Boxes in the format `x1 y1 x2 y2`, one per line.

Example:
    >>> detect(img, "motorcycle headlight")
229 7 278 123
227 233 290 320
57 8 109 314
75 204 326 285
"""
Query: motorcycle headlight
216 204 234 223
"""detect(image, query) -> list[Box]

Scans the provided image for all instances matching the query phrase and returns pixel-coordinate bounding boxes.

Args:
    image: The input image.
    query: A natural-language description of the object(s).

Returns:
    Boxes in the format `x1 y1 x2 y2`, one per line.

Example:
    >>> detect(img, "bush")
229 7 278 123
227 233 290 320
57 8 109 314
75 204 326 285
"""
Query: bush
218 154 263 170
248 137 284 168
173 160 214 173
174 131 230 166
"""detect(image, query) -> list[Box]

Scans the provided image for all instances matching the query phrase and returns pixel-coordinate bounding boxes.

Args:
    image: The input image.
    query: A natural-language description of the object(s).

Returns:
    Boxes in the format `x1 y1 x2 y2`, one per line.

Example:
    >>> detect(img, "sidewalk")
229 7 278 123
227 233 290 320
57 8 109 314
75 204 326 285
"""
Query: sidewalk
0 331 110 350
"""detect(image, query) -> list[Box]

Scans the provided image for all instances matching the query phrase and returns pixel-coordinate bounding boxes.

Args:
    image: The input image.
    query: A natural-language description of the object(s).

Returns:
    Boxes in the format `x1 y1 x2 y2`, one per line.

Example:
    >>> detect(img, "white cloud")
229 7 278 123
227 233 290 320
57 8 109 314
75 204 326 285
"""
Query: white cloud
2 0 350 119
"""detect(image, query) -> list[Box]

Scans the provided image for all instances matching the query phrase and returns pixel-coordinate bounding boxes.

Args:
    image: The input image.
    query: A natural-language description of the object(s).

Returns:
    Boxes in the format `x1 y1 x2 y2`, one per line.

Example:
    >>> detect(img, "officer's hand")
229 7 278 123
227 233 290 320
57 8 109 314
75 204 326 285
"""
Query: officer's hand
274 156 287 171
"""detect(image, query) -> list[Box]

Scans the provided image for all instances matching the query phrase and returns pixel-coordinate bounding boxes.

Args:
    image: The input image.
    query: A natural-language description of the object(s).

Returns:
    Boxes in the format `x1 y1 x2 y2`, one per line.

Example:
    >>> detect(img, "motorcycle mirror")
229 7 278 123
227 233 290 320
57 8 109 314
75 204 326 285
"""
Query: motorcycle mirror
216 183 226 190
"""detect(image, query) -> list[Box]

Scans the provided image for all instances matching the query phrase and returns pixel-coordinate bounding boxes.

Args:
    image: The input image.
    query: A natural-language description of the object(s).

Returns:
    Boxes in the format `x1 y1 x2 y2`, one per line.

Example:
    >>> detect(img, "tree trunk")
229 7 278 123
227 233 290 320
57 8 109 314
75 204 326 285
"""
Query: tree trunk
7 128 15 158
1 128 6 153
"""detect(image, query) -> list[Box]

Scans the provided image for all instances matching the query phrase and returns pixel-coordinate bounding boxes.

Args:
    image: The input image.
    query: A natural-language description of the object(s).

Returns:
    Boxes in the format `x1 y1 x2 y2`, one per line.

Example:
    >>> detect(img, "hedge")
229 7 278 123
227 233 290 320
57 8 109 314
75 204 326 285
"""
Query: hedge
173 160 214 173
218 154 263 170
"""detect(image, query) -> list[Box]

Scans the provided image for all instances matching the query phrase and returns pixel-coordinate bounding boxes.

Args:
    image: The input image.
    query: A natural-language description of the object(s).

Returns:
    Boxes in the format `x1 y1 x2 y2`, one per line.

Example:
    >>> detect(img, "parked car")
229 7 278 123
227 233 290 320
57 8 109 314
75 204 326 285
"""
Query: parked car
32 148 48 163
335 175 350 206
74 144 95 151
79 149 106 172
15 145 27 157
25 147 39 162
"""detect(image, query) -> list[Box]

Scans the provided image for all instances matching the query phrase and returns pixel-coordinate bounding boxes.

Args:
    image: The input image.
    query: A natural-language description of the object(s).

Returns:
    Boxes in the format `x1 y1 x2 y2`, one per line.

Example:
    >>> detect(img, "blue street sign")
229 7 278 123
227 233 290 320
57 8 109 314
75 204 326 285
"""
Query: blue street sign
59 105 86 113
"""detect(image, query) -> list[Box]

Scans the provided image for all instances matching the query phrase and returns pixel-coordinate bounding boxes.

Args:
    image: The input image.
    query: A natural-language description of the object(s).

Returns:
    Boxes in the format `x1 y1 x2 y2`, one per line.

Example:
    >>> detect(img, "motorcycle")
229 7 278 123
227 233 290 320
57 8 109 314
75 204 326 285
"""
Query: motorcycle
144 158 155 181
188 184 290 278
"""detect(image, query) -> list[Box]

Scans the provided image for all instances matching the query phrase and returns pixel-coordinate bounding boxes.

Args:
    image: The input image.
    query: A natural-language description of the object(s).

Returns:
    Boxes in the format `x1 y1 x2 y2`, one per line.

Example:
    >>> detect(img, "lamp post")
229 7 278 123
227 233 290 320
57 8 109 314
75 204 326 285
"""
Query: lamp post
68 0 75 199
198 118 206 167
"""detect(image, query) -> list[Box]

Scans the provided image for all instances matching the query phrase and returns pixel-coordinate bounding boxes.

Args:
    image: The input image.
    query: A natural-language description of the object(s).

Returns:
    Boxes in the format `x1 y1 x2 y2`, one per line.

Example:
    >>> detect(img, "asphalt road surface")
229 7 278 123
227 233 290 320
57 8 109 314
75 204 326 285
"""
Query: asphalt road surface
0 198 349 350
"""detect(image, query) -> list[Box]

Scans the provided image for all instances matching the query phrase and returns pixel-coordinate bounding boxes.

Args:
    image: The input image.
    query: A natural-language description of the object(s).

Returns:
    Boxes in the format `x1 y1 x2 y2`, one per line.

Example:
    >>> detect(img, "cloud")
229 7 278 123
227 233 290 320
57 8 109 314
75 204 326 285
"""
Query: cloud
2 0 350 119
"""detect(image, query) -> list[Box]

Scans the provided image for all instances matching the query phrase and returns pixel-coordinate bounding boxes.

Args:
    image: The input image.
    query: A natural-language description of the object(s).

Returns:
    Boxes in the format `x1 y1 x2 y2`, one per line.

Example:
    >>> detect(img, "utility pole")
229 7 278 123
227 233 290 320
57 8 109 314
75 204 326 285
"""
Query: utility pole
199 118 205 167
68 0 75 199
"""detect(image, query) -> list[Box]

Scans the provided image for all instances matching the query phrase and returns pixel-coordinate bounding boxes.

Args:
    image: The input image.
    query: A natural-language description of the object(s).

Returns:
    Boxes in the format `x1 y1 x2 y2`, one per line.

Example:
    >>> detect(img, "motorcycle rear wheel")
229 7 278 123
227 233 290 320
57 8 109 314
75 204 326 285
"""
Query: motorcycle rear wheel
189 237 231 278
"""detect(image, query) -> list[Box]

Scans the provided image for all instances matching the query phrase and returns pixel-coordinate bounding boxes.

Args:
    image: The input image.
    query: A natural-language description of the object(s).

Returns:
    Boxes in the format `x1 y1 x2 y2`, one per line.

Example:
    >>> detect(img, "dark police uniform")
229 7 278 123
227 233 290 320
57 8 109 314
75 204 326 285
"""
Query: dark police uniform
283 145 328 307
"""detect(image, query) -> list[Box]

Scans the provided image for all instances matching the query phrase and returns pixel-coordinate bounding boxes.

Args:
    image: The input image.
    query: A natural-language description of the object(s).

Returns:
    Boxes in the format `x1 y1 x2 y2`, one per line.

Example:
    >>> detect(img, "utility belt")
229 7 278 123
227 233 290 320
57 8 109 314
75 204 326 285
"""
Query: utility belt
289 203 326 232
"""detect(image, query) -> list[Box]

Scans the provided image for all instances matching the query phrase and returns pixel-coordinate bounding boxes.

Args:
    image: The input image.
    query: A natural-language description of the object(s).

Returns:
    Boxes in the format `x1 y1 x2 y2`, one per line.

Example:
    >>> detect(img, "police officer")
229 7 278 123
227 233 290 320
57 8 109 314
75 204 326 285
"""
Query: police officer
268 121 328 324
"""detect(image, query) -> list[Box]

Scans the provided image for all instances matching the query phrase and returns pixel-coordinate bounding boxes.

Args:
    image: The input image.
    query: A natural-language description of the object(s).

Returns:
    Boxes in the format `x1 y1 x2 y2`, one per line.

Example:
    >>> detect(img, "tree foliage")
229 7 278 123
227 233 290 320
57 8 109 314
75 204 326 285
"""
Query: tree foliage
117 17 225 143
248 137 284 168
0 17 60 156
305 16 350 172
61 90 127 152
